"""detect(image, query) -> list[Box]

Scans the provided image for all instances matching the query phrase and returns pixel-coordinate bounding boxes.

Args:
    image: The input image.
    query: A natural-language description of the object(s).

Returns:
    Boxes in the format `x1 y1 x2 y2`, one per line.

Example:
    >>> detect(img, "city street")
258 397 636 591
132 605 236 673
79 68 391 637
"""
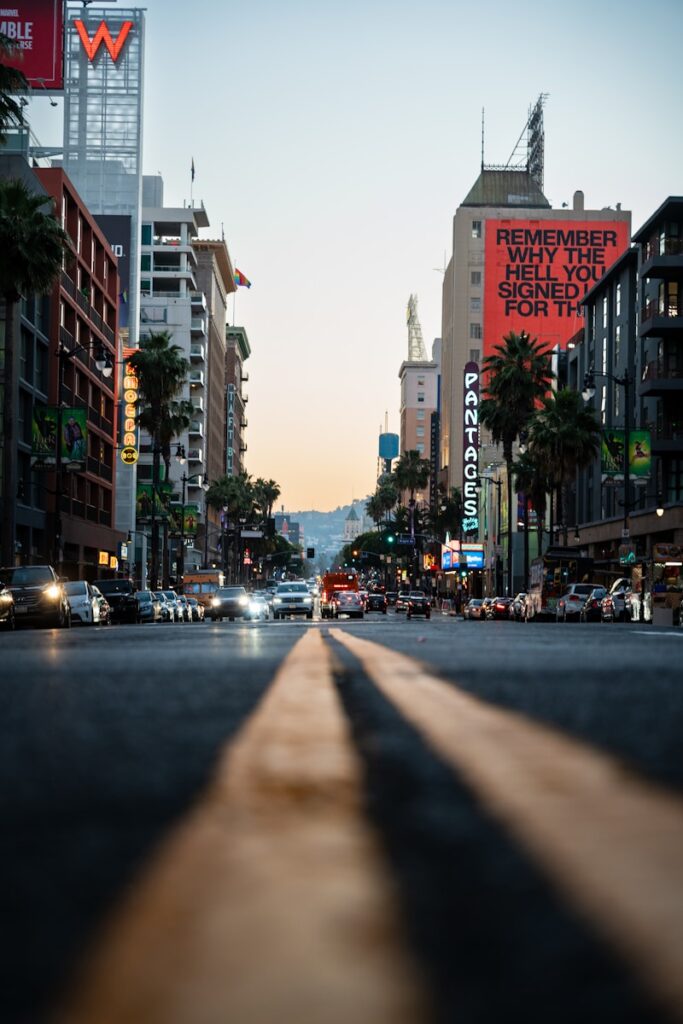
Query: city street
2 615 683 1024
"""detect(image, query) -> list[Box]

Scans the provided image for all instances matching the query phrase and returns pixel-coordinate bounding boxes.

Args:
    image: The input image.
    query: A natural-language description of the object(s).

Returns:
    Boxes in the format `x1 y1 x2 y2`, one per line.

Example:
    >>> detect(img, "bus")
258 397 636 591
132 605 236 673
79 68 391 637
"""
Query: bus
526 548 594 621
182 569 225 610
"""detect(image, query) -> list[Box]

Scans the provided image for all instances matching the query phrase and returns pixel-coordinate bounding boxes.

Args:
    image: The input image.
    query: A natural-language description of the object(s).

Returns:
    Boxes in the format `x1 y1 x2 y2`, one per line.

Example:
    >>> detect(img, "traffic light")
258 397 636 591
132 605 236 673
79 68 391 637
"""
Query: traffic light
306 547 315 559
386 534 395 544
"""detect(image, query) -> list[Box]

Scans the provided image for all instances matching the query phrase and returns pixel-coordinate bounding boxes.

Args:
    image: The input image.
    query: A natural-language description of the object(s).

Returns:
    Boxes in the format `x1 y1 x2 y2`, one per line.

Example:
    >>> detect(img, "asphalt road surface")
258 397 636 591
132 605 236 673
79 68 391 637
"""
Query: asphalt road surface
2 613 683 1024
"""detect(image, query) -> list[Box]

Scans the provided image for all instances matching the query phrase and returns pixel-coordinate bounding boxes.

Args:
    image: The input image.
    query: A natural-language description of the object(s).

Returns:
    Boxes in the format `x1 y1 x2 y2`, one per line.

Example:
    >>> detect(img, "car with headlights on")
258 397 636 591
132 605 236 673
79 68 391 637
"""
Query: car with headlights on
94 578 140 624
161 590 183 622
136 590 162 623
407 591 431 619
64 580 101 626
0 580 15 630
245 593 270 621
91 585 111 626
208 586 249 621
176 595 192 622
272 582 314 619
186 597 204 622
153 591 172 621
0 565 71 628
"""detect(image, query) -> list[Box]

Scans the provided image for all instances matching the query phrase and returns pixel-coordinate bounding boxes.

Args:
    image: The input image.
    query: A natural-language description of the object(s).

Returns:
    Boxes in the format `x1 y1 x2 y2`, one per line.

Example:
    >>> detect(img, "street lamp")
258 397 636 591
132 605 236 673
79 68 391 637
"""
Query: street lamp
177 470 209 585
478 471 503 594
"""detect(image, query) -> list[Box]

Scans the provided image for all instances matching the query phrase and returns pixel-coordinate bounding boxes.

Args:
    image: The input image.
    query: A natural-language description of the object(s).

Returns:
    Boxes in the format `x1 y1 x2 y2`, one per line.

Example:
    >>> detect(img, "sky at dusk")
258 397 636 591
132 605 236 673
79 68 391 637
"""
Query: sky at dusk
28 0 683 511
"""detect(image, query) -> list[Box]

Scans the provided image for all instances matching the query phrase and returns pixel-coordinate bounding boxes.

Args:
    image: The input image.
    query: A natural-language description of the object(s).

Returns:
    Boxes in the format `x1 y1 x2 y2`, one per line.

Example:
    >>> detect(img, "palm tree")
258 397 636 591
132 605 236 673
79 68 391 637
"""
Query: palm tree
479 330 554 595
128 331 190 588
0 179 72 565
393 450 431 536
513 448 553 580
206 472 256 582
528 388 601 544
253 478 281 521
0 33 27 143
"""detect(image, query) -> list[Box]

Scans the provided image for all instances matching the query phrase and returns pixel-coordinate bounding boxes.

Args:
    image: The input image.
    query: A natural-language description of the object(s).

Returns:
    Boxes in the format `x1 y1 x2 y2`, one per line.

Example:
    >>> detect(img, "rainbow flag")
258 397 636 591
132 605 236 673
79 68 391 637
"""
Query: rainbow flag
234 268 251 288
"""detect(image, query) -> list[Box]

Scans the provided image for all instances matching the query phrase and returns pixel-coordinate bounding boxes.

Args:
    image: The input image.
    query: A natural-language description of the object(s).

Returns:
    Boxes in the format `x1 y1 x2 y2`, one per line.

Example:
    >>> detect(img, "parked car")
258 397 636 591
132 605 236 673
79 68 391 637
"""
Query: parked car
94 578 139 624
0 580 15 630
136 590 162 623
186 597 205 622
625 589 652 623
245 594 270 621
154 591 172 622
0 565 71 628
91 585 111 625
488 596 512 620
395 591 411 613
407 591 431 619
272 582 314 620
481 597 494 619
162 590 183 622
332 591 364 619
64 580 101 626
580 586 608 622
464 598 484 620
510 593 527 621
556 583 596 622
208 586 250 621
366 592 388 613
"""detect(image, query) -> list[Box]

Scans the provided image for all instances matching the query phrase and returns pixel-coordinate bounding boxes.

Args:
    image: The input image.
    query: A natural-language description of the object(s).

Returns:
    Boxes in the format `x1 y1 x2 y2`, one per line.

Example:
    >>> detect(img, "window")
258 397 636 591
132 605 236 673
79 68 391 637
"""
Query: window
35 342 48 395
602 295 608 330
614 325 621 365
616 283 621 317
469 348 480 363
614 388 620 419
141 254 151 272
471 271 481 287
416 410 425 421
471 220 482 239
417 392 425 403
416 427 425 438
416 443 425 454
417 376 425 386
19 329 31 383
469 323 482 340
141 224 152 245
470 297 481 313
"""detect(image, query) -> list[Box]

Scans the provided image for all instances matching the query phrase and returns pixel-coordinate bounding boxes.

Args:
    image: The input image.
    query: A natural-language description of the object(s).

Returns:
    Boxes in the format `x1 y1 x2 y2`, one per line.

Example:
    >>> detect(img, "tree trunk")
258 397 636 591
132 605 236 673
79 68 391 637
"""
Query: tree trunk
150 437 161 589
523 495 529 592
1 298 18 566
505 450 513 596
162 517 170 589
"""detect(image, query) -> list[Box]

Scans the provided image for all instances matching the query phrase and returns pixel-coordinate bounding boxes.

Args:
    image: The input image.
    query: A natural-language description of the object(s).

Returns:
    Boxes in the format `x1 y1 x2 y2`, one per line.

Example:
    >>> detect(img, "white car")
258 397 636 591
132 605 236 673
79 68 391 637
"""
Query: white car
272 582 314 620
64 581 101 625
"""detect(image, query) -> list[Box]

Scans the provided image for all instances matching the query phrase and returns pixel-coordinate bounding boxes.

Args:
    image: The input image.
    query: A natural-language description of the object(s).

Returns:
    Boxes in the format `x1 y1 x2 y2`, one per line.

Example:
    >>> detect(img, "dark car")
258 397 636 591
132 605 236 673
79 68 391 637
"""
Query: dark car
0 580 15 629
488 596 513 620
395 590 411 613
366 592 387 613
94 578 140 623
0 565 71 628
385 591 398 607
208 586 249 621
580 586 608 622
407 591 431 619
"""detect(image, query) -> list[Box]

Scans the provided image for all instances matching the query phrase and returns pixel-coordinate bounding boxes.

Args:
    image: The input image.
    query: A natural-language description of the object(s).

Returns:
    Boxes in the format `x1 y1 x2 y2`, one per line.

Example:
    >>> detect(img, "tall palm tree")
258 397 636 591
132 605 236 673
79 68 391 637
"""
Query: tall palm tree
479 330 554 595
0 179 72 565
528 388 601 544
365 492 385 530
393 449 431 537
206 472 255 582
253 477 281 521
0 33 27 143
128 331 190 588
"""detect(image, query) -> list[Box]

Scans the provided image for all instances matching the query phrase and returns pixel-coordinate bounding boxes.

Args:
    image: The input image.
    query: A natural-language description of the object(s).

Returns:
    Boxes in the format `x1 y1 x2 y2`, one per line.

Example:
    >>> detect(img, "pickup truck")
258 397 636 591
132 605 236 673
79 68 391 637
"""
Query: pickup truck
93 578 140 623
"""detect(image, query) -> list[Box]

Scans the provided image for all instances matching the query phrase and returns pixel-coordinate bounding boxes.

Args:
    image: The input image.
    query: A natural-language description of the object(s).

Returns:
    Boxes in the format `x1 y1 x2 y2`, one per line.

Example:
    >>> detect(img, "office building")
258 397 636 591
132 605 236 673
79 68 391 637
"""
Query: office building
225 326 251 477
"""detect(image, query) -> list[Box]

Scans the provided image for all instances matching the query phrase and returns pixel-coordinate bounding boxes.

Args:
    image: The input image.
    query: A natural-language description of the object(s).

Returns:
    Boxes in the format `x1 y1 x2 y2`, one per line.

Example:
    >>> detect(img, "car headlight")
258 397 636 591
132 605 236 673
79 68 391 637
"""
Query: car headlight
303 596 312 604
211 597 220 607
274 597 283 604
239 596 248 606
44 584 61 600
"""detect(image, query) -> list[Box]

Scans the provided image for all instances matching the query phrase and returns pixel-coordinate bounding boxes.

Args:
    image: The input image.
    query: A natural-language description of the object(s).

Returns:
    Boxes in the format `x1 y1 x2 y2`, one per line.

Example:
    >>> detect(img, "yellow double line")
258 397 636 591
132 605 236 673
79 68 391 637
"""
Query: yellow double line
59 630 683 1023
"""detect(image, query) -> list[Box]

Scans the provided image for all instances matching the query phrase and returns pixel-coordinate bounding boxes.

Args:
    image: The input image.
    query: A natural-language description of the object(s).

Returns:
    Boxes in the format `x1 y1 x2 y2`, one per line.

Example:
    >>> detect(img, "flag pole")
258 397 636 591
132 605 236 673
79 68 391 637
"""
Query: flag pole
190 157 195 207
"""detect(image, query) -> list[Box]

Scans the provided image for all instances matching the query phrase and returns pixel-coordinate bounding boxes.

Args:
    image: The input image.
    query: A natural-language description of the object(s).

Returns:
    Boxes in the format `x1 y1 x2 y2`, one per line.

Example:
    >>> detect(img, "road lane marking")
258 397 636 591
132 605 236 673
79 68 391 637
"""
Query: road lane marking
58 629 426 1024
331 628 683 1021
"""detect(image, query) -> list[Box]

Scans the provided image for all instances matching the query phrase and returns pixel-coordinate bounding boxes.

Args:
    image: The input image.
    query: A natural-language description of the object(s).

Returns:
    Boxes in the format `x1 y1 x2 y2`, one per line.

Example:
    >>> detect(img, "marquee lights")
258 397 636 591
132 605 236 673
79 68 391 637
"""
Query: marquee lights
462 361 479 534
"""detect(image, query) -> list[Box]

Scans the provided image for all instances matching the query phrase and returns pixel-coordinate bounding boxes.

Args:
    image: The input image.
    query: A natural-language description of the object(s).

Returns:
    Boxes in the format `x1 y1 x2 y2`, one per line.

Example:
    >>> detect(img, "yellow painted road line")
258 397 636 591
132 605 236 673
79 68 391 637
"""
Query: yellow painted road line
332 629 683 1022
58 629 426 1024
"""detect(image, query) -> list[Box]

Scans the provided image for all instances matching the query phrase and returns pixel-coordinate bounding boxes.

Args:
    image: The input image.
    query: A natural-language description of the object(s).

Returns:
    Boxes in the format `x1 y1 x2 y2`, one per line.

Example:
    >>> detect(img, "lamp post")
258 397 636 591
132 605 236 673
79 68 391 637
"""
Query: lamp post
477 470 503 595
582 366 631 539
53 340 113 570
175 455 209 586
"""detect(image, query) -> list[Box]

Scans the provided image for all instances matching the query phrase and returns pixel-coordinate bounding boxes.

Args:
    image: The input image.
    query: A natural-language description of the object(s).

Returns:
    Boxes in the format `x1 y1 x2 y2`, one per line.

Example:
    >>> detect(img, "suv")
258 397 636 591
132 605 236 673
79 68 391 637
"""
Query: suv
207 586 249 621
0 565 71 628
94 578 140 623
273 582 314 619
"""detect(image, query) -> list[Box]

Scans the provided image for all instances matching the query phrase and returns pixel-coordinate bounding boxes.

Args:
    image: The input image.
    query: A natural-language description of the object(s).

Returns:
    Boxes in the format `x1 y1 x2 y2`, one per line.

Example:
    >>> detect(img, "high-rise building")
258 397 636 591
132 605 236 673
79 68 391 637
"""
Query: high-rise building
398 297 440 505
225 326 251 476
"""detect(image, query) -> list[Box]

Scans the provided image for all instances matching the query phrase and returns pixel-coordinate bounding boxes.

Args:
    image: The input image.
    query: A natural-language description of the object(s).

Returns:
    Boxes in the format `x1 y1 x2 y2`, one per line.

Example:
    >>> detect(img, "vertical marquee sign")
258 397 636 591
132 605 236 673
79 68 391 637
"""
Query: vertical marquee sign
120 347 139 464
462 362 479 534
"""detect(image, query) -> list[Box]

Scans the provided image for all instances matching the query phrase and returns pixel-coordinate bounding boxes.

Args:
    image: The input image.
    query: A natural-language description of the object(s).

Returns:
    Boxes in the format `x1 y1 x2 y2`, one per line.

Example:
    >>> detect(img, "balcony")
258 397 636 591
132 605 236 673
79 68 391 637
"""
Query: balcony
187 447 203 463
641 235 683 281
191 396 204 414
190 291 206 310
189 370 205 388
647 420 683 455
190 343 206 362
242 393 249 404
640 298 683 337
241 372 249 382
189 421 204 438
239 443 248 453
191 317 207 336
639 359 683 397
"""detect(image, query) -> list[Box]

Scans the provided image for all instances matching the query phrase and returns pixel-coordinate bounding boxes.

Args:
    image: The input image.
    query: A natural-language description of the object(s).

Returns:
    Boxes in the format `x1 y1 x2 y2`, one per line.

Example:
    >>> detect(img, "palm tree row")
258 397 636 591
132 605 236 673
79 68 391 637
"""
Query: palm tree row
205 473 283 582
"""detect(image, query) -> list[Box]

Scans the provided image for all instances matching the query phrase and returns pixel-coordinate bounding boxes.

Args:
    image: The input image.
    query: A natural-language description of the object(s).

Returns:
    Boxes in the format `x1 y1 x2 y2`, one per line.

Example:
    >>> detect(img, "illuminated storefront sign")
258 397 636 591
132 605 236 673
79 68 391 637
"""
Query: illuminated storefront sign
484 220 629 358
121 349 139 462
462 361 479 534
75 18 133 62
462 543 485 569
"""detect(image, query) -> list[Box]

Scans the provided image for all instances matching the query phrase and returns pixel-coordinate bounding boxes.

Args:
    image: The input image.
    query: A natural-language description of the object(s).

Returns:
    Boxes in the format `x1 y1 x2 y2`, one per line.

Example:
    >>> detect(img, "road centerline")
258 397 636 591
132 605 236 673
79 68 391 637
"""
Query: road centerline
331 628 683 1022
57 628 426 1024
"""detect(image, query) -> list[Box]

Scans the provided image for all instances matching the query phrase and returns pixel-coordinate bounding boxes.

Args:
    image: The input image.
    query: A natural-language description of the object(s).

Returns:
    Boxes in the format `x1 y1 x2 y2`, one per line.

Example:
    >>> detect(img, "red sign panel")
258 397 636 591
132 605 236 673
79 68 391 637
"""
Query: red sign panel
483 219 629 357
0 1 64 90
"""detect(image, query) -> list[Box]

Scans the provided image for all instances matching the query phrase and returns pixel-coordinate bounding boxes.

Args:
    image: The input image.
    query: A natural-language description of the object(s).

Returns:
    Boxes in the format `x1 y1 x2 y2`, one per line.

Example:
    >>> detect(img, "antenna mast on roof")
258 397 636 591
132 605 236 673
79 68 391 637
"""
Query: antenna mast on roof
481 107 485 171
503 93 548 191
407 294 427 361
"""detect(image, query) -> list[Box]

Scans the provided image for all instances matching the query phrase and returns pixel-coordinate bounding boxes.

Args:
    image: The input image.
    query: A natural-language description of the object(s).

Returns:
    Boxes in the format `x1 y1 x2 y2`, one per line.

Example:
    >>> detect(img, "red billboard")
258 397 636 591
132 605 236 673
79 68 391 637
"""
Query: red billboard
483 219 629 357
0 1 64 90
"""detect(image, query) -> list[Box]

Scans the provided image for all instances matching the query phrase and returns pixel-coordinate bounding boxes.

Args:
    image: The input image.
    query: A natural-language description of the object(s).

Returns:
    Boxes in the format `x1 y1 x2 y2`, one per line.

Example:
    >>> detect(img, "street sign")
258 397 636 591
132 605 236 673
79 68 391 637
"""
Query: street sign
120 446 139 465
621 528 630 539
240 529 263 538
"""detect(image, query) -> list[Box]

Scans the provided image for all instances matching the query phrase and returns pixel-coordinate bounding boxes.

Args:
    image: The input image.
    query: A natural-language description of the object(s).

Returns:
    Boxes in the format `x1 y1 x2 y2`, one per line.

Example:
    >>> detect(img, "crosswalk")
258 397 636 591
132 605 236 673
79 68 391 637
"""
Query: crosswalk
55 629 683 1024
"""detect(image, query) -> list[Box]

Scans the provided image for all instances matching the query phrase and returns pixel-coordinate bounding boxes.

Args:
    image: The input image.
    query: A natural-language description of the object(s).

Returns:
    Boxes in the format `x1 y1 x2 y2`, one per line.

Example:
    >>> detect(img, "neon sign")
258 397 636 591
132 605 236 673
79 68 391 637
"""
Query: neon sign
462 361 479 534
75 19 133 62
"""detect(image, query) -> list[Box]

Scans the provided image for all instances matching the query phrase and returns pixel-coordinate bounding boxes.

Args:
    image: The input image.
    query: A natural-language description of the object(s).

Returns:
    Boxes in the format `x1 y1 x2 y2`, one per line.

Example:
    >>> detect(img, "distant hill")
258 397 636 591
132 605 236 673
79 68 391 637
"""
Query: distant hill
284 499 370 559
